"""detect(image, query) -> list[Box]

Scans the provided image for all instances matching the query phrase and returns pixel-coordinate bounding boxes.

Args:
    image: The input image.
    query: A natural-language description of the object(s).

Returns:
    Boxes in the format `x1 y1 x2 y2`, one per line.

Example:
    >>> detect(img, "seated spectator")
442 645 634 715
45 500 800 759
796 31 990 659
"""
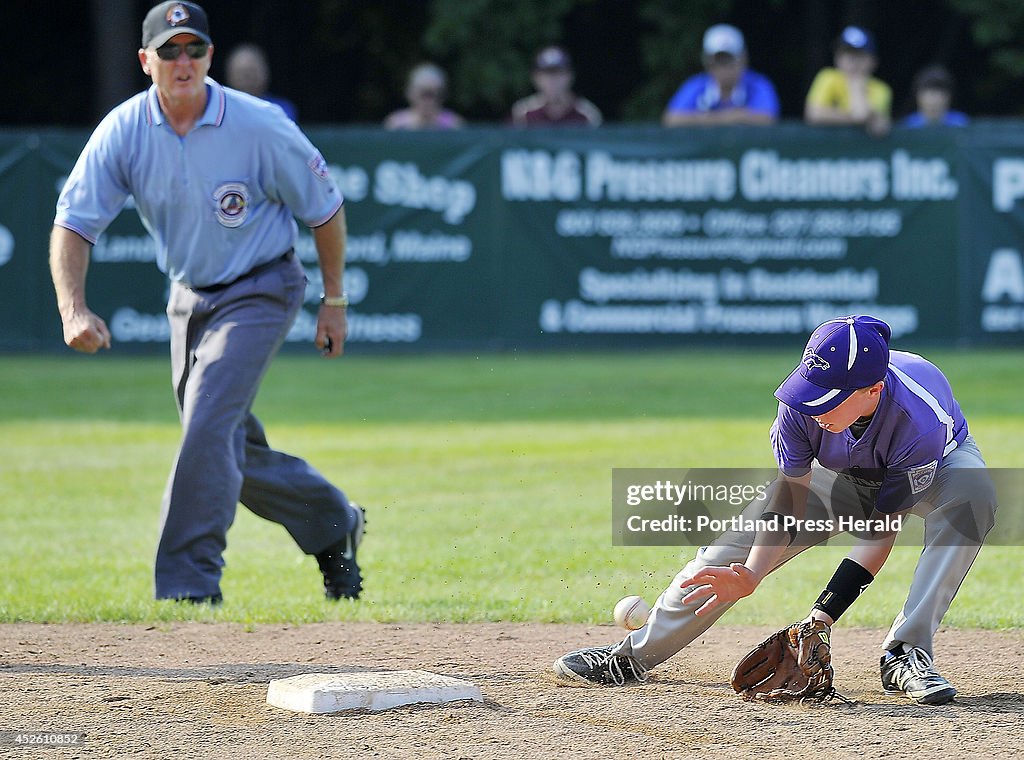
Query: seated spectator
384 63 465 130
902 65 969 127
510 46 602 127
225 43 298 121
663 24 779 126
805 26 891 136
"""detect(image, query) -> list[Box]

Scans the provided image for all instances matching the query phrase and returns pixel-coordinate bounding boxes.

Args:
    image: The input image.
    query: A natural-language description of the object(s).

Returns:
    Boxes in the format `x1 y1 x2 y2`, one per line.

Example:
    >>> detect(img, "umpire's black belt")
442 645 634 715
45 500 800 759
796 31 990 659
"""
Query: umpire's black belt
199 249 295 292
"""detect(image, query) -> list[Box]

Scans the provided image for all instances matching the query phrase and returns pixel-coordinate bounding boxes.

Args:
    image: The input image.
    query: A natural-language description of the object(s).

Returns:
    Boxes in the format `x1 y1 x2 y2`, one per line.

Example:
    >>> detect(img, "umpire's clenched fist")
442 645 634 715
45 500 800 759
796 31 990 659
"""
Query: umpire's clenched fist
61 308 111 353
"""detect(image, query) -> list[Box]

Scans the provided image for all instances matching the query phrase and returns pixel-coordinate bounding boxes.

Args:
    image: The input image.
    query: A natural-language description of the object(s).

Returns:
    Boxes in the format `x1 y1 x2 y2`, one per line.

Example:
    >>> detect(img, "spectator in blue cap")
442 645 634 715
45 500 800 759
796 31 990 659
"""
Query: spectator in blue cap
663 24 780 126
805 26 892 136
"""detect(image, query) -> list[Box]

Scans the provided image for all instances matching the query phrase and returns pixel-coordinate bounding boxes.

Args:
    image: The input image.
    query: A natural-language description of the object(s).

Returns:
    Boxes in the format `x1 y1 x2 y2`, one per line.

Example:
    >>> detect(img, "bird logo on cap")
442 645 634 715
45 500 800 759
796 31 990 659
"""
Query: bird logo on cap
167 4 190 26
802 349 830 371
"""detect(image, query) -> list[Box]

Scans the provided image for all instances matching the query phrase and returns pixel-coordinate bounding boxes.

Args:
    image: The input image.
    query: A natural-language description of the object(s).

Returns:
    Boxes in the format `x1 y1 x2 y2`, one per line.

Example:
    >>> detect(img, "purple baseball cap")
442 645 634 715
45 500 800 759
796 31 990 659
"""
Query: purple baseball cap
775 315 891 416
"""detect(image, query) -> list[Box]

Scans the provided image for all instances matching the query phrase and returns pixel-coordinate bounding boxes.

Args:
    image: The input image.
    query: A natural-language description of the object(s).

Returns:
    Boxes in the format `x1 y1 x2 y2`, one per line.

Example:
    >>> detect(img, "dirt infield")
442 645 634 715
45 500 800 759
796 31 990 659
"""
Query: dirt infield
2 623 1021 759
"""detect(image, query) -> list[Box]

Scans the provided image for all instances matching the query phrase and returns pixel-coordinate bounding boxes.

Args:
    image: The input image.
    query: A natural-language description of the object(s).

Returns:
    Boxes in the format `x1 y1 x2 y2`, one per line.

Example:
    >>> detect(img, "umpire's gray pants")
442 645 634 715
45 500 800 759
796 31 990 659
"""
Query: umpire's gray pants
155 254 354 600
614 437 996 667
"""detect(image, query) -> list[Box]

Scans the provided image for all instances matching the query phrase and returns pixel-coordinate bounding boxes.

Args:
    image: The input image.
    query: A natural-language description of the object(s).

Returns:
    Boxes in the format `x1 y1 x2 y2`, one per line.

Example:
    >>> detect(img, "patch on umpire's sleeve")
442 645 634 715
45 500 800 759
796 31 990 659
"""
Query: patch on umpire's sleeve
907 461 938 494
308 152 330 181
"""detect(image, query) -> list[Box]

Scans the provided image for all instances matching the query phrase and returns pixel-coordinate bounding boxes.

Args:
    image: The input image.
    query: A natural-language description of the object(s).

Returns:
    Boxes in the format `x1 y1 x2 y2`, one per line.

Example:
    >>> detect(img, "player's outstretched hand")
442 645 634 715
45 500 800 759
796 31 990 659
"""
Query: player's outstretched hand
679 563 759 616
62 308 111 353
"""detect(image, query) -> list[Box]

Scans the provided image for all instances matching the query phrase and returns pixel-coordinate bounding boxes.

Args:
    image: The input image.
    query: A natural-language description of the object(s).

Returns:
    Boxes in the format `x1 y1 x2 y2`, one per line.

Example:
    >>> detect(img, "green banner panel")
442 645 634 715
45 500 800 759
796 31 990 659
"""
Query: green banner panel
495 125 960 347
958 123 1024 344
1 124 1021 353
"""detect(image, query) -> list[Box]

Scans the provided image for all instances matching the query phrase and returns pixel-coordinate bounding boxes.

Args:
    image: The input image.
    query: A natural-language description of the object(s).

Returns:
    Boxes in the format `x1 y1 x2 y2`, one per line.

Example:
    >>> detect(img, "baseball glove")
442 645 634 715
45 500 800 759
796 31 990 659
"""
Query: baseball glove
730 620 835 702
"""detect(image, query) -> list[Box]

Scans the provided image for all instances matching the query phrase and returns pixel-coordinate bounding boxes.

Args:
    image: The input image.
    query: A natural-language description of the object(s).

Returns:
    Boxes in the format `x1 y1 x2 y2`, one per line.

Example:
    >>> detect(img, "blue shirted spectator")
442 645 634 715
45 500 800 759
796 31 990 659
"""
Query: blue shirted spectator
901 65 968 128
663 24 780 126
225 43 298 121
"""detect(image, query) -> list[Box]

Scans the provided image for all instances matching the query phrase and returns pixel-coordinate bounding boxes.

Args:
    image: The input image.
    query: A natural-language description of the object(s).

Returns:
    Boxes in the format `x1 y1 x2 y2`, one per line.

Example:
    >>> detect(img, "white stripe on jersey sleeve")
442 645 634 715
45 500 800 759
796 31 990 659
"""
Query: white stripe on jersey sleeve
889 364 958 457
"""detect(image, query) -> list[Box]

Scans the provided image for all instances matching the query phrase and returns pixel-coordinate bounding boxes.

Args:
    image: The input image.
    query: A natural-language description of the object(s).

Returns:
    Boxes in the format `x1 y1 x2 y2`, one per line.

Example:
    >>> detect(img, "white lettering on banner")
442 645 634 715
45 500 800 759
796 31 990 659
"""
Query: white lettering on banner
326 164 369 202
980 249 1024 333
578 268 718 303
287 307 421 343
740 150 888 201
110 308 170 342
299 230 472 267
373 161 476 224
745 268 878 300
0 224 13 266
609 237 847 263
556 209 699 237
890 150 957 200
502 150 955 204
92 235 157 263
501 150 581 201
390 231 471 262
993 158 1024 211
576 268 877 305
540 301 918 337
345 233 389 264
981 306 1024 331
982 249 1024 303
585 151 735 202
707 209 900 238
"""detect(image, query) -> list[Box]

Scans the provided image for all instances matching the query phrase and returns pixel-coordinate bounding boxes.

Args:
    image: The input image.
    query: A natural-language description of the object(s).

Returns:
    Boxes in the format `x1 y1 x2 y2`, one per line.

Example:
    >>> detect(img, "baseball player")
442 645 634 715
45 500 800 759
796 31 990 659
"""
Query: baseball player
49 1 364 604
555 315 997 704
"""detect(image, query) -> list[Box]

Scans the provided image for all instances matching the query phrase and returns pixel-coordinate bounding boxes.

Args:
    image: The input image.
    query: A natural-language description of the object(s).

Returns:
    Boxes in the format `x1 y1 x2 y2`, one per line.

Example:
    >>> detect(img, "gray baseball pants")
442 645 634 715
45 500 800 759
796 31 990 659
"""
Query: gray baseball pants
155 253 354 600
614 436 996 667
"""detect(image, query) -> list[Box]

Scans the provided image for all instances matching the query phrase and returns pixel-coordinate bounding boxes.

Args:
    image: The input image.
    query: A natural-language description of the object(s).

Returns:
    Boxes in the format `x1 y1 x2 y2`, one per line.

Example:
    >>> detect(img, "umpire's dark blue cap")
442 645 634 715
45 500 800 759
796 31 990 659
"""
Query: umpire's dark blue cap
142 1 212 49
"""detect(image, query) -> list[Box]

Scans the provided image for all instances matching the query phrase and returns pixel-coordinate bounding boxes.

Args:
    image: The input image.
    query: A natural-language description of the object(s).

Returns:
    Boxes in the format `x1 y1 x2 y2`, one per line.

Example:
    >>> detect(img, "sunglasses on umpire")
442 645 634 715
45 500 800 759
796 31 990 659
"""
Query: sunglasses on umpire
154 41 210 61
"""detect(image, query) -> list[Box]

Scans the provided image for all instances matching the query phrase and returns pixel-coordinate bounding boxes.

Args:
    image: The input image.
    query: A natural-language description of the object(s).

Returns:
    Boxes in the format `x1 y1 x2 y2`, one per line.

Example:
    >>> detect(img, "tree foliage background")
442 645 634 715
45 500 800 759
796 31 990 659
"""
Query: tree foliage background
5 0 1024 126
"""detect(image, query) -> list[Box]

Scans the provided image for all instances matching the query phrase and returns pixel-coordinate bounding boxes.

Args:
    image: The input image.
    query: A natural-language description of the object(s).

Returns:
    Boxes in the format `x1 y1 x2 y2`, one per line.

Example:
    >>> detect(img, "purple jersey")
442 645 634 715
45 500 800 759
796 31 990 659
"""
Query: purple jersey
770 351 969 513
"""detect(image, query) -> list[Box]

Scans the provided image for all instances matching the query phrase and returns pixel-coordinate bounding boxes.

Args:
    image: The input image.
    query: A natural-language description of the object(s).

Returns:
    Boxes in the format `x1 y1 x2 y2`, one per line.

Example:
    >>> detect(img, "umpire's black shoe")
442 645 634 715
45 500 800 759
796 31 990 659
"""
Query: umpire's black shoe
553 645 649 686
316 504 365 600
880 645 956 705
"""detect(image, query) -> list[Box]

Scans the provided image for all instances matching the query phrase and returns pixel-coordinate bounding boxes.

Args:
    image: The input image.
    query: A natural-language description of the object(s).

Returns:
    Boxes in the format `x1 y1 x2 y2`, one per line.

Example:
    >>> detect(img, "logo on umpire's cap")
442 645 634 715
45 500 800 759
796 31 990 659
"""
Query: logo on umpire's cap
167 3 190 25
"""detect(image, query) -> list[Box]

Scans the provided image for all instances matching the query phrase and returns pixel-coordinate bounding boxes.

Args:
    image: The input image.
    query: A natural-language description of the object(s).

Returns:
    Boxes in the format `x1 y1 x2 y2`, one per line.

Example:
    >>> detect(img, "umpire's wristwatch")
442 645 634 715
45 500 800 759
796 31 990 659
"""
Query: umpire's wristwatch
320 293 349 308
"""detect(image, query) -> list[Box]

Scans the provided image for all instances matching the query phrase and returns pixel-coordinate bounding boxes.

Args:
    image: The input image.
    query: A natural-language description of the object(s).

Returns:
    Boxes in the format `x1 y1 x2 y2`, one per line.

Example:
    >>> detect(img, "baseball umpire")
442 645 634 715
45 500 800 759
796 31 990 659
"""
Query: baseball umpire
555 315 997 704
49 1 364 604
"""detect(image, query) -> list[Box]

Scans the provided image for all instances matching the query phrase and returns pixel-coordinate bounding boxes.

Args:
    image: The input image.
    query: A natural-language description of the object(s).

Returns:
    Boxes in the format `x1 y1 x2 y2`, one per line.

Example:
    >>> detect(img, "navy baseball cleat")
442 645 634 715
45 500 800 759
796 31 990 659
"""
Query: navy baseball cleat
554 645 649 686
316 504 365 600
880 645 956 705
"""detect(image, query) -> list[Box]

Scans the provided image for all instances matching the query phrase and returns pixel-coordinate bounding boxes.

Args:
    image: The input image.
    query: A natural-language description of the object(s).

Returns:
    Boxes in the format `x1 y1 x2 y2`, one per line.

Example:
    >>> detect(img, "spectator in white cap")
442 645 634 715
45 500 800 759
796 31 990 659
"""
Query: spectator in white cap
663 24 780 127
510 46 602 127
805 25 892 136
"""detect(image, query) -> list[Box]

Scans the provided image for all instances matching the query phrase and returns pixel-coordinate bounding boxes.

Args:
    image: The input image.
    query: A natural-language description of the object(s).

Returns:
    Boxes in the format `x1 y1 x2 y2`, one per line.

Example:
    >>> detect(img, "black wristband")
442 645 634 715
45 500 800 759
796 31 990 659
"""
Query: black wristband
813 558 875 621
760 511 798 545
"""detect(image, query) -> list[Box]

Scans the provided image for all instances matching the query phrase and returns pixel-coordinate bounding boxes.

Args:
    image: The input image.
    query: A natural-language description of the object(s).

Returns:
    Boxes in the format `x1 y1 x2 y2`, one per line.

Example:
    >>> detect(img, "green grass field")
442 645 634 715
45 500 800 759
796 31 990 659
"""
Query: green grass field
0 349 1020 628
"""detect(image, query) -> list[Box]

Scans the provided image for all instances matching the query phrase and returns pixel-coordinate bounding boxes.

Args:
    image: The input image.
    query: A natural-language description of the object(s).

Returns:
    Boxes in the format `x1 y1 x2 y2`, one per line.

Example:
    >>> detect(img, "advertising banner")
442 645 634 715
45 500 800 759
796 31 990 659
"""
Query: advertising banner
0 124 1020 352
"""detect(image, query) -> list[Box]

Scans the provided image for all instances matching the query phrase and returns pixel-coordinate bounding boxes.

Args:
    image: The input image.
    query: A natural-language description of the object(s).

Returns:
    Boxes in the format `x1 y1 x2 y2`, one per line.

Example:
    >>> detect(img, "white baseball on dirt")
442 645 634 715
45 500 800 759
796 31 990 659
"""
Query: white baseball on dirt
613 595 650 630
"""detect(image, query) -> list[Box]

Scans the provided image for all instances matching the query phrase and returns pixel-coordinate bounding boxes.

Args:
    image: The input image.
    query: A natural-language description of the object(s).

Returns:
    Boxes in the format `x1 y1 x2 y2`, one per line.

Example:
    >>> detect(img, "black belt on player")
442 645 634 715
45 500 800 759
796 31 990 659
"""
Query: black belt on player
199 249 295 292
